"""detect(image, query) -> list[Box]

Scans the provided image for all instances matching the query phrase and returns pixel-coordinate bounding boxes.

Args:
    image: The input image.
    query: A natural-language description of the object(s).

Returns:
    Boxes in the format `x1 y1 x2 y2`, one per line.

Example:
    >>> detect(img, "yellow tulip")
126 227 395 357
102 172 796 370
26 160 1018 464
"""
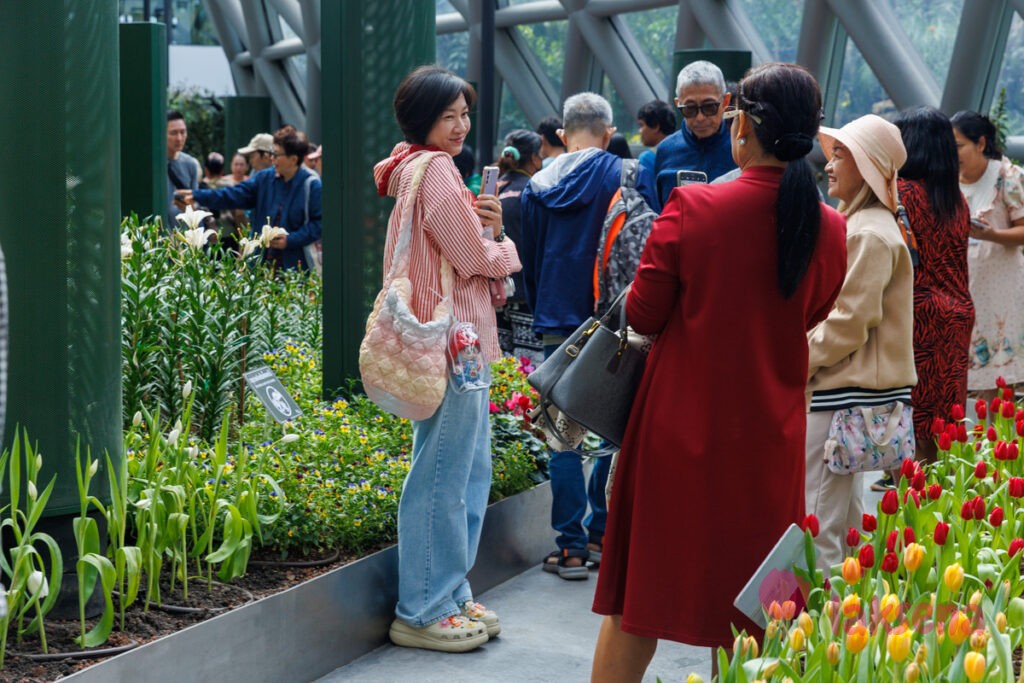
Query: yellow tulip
733 634 758 658
826 642 840 666
765 621 778 639
996 611 1008 633
823 600 835 622
842 556 862 585
964 651 986 683
686 675 704 683
948 610 972 645
903 542 925 572
970 629 989 652
943 563 964 592
915 644 928 664
842 593 861 618
798 611 813 637
969 590 983 610
846 620 869 654
789 625 805 652
904 662 920 683
880 593 901 624
887 626 914 662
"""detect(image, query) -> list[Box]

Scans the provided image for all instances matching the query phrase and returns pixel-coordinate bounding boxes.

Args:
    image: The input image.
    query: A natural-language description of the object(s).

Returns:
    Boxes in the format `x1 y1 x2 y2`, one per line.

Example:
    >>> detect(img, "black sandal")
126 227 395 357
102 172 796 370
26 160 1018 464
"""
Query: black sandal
541 549 590 580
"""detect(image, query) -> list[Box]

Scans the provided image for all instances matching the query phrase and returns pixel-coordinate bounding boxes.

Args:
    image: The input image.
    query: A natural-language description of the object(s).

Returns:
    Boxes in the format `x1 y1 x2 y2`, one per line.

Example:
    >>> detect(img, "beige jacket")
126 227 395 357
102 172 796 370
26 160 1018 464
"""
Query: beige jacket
807 205 917 392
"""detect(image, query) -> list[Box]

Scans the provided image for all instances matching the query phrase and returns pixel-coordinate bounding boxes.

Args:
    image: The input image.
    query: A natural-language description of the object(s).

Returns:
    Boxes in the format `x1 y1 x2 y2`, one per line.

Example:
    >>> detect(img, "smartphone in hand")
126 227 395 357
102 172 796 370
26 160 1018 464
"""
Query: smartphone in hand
482 165 500 196
677 170 708 186
970 217 988 230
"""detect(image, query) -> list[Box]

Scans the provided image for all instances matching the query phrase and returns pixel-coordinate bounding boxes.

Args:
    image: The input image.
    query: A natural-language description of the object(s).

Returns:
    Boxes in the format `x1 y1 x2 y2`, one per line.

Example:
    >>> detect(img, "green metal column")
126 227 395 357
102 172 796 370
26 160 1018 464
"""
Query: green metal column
321 0 436 397
0 0 119 562
120 22 167 221
223 96 273 160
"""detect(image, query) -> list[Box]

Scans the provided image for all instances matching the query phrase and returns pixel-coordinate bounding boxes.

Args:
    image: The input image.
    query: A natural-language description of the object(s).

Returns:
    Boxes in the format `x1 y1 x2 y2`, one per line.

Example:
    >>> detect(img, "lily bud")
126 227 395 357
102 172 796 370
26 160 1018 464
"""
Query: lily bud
87 459 98 478
27 570 48 598
167 429 180 446
280 433 300 444
133 410 142 426
35 454 42 472
182 380 193 399
27 481 37 501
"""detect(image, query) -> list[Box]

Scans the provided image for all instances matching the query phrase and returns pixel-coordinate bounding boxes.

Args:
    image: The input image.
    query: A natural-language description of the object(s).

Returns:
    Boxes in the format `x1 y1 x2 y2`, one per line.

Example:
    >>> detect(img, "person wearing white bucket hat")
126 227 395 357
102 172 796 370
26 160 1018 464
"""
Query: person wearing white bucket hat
805 114 918 569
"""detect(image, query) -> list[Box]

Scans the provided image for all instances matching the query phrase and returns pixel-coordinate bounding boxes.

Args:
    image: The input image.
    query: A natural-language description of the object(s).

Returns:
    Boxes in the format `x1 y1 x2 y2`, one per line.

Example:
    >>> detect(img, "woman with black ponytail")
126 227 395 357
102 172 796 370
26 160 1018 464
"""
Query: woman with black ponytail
495 129 543 361
591 63 847 677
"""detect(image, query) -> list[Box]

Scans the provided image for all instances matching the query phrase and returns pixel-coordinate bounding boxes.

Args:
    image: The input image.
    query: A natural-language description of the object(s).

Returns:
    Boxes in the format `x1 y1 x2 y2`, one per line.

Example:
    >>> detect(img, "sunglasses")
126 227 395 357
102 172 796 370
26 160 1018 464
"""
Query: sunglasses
722 106 763 125
677 101 722 119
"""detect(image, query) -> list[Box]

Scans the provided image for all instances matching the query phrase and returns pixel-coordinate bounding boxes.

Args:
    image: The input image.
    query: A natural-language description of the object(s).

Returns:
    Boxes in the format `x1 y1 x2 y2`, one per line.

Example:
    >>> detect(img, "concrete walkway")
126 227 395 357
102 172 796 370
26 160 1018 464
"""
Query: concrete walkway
316 562 711 682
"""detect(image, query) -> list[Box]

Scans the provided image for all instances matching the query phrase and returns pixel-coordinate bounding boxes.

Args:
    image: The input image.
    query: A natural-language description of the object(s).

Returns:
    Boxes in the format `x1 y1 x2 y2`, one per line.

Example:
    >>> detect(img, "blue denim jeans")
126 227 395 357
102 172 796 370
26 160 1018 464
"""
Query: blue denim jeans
395 377 492 627
544 342 610 550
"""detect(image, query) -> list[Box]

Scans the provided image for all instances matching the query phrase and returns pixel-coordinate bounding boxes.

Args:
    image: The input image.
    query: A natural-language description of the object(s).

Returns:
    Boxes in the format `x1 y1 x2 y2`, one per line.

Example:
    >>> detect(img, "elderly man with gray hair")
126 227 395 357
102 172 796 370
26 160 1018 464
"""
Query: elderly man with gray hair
653 60 738 205
521 92 658 581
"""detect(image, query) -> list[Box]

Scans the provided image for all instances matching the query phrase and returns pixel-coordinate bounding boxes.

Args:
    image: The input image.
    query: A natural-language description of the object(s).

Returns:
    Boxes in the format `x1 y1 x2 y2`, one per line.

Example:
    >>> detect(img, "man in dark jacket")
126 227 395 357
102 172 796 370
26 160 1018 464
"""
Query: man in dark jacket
521 92 657 580
653 60 737 206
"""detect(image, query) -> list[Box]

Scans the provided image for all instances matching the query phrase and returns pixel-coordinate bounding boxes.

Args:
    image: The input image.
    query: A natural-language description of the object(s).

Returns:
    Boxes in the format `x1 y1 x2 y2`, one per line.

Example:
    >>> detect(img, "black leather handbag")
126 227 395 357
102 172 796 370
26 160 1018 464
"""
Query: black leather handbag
527 287 646 450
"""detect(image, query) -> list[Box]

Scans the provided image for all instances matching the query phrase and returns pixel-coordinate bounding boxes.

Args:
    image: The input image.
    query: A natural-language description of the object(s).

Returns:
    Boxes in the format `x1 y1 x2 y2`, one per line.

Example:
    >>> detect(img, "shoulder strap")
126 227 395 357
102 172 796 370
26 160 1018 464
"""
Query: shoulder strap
894 193 920 268
620 158 639 190
389 152 455 298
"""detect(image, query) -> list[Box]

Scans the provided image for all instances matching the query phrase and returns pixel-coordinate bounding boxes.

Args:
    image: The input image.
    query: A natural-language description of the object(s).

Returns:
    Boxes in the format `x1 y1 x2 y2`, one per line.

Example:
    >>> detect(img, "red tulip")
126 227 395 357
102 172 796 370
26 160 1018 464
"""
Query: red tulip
976 399 988 420
1010 443 1020 461
928 483 942 500
858 544 875 569
972 495 986 520
846 527 860 547
1003 400 1016 419
938 432 953 451
990 506 1005 526
881 552 899 573
1010 477 1024 498
903 488 921 508
886 530 899 553
1017 420 1024 438
862 513 877 532
801 514 820 537
900 459 917 481
903 527 916 545
1004 387 1015 402
992 397 1003 415
951 403 966 421
988 426 999 442
996 441 1008 460
957 423 969 442
881 489 899 515
997 375 1008 389
975 461 988 478
934 521 950 545
1010 538 1024 558
961 500 975 521
931 417 946 435
911 470 926 491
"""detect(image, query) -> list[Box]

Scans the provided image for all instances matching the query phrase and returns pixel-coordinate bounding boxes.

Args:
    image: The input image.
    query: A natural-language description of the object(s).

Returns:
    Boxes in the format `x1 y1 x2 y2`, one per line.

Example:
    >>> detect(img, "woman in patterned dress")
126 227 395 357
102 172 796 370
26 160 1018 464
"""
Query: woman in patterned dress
951 111 1024 394
895 107 974 463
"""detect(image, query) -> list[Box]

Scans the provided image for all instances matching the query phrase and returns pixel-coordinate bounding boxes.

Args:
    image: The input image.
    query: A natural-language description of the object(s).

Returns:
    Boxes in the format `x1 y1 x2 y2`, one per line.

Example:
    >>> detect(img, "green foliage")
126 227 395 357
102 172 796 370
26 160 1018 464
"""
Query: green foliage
990 87 1010 156
168 86 225 163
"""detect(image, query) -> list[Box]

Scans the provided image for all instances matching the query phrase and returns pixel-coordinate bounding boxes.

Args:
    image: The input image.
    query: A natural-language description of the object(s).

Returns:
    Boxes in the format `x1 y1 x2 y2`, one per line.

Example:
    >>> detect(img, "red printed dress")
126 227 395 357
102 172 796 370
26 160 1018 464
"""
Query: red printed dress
898 179 974 438
592 167 847 646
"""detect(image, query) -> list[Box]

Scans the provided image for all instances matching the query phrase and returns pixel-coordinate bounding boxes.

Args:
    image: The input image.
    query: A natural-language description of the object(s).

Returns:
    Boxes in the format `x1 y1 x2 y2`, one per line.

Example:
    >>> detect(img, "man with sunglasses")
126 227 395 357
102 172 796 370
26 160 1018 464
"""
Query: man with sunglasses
653 60 738 206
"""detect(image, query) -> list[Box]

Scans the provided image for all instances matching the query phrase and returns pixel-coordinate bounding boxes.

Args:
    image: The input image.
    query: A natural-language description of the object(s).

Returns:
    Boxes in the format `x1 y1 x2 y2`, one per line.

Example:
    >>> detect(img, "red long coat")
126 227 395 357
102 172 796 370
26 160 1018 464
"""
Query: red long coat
592 166 847 646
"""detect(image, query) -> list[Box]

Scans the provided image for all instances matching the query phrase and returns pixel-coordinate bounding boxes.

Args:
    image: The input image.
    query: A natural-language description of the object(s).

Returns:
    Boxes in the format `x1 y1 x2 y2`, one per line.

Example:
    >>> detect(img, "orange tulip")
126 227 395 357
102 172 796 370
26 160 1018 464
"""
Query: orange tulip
887 625 914 662
948 610 972 645
846 620 869 654
782 600 797 619
767 600 784 621
842 593 861 618
880 593 901 623
964 651 986 683
842 556 862 585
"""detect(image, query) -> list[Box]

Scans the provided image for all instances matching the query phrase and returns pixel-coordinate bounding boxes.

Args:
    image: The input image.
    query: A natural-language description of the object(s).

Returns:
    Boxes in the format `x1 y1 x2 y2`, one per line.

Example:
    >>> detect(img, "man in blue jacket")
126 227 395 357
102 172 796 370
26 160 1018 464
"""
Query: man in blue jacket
521 92 657 581
183 126 321 271
653 60 737 206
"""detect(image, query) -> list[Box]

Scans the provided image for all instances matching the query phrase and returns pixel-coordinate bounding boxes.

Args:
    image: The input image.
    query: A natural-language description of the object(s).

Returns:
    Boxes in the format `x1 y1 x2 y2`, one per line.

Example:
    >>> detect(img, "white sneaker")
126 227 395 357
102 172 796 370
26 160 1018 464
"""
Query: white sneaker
389 615 488 652
459 600 501 638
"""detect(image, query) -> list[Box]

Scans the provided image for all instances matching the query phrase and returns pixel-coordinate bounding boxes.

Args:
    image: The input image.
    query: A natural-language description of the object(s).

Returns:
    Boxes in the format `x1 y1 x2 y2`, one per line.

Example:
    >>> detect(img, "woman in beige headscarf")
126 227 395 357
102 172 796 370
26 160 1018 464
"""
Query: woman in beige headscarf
805 114 917 568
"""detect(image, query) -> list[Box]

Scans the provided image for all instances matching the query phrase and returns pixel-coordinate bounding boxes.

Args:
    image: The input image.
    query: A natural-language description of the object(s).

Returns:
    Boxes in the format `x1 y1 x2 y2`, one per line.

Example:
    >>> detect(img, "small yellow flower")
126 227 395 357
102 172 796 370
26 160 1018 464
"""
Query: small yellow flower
943 562 964 592
964 651 986 683
886 625 913 662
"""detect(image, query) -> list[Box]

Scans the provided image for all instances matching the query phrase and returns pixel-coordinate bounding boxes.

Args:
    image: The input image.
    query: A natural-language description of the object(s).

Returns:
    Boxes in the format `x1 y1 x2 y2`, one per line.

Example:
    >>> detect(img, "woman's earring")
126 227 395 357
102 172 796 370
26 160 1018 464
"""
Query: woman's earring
738 137 746 146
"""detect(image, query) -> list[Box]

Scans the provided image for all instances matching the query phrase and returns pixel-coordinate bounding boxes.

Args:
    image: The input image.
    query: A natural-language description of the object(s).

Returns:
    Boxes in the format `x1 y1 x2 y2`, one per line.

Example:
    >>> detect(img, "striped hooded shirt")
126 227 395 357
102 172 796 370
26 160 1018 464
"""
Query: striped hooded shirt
373 143 521 361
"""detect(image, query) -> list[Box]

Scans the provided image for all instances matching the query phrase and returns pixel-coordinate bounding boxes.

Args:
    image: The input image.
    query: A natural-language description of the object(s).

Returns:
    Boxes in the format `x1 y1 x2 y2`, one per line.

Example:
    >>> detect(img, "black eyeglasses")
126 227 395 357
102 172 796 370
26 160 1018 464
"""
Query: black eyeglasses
268 151 281 158
677 101 722 119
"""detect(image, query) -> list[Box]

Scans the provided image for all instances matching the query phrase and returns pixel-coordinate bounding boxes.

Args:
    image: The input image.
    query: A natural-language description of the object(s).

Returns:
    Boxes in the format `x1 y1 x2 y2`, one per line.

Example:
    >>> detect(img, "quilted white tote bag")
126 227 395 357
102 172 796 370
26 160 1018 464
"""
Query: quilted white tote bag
360 153 454 421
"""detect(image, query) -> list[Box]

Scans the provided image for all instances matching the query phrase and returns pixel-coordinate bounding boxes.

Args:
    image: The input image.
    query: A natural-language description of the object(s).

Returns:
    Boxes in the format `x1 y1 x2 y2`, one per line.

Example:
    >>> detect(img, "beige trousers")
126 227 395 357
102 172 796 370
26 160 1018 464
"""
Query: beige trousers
805 410 864 570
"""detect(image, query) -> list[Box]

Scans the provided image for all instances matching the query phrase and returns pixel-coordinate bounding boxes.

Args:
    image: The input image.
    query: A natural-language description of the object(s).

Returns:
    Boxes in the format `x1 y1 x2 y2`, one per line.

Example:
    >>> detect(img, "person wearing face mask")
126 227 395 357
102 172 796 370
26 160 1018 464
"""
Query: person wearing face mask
652 60 738 207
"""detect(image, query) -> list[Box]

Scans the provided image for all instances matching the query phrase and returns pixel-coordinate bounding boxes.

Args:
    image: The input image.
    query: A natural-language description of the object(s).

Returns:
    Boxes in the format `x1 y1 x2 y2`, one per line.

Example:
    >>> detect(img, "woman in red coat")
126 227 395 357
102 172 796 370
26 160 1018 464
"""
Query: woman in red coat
591 63 848 680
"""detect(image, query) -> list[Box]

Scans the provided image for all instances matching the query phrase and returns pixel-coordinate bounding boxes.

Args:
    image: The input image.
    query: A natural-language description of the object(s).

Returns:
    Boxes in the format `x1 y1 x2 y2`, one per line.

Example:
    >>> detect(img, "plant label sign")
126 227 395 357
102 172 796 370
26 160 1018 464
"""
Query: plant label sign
244 366 303 423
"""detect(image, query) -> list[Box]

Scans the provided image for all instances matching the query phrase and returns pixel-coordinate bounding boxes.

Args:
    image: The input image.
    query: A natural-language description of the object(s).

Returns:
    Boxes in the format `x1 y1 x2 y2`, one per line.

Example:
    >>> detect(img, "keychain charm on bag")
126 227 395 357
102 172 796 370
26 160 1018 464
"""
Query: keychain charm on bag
447 321 488 392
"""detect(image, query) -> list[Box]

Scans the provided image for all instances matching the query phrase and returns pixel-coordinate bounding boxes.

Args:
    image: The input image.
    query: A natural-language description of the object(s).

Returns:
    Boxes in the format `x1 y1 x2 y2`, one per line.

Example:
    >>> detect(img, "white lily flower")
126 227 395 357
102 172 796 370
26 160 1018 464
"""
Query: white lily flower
176 204 213 231
167 429 180 446
132 411 142 427
174 419 182 433
188 446 199 460
27 481 37 501
120 233 133 260
237 237 260 259
26 571 47 599
280 433 300 444
182 380 193 400
88 459 99 478
180 226 216 249
35 454 42 472
259 222 289 248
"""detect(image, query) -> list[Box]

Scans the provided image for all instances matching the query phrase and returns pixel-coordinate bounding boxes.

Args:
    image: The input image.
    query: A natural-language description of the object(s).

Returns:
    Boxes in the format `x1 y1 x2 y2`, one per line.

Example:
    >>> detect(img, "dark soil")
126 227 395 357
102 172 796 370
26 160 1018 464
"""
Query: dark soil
0 547 370 682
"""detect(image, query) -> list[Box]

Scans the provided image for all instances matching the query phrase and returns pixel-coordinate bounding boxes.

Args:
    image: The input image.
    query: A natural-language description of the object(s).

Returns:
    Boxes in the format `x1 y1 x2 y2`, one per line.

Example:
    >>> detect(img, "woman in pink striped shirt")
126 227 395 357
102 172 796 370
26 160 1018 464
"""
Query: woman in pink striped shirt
374 65 521 653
